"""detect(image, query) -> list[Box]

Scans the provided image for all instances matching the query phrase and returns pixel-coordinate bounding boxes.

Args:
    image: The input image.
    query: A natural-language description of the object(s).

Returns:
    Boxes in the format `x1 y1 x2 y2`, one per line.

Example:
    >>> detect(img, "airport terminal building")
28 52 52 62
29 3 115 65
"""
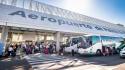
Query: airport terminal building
0 0 125 52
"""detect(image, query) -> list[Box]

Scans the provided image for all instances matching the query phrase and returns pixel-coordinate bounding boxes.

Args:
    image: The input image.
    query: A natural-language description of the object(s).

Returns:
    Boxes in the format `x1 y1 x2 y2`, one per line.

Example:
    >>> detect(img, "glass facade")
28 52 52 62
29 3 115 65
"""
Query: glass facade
12 33 23 42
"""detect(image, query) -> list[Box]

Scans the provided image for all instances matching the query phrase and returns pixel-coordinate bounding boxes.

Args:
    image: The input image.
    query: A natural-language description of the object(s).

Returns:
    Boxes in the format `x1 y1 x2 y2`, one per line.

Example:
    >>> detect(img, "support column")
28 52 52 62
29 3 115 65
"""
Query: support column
55 31 61 52
1 26 8 52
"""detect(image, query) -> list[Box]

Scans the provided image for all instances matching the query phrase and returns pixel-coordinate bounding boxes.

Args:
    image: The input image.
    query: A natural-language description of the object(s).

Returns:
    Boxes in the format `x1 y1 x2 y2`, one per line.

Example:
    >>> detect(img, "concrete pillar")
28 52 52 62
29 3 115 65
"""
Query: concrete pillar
55 31 61 52
1 26 8 52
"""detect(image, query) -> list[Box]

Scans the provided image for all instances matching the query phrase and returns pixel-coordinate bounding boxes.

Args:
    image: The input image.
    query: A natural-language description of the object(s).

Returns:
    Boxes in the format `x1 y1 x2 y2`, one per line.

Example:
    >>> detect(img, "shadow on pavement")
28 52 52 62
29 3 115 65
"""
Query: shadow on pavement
55 59 87 70
0 57 32 70
29 53 125 70
35 58 88 70
65 54 125 66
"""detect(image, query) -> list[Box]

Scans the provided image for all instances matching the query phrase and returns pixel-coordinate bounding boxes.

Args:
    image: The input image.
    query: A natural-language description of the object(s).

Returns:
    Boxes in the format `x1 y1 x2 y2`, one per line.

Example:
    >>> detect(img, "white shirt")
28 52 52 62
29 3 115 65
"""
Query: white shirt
35 46 39 49
40 44 43 48
9 47 13 51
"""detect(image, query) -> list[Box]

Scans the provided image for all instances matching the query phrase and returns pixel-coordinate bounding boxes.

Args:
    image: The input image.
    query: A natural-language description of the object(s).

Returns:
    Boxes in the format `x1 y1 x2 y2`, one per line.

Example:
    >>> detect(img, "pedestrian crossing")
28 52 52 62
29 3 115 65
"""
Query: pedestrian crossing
24 53 68 70
24 53 117 70
24 53 98 70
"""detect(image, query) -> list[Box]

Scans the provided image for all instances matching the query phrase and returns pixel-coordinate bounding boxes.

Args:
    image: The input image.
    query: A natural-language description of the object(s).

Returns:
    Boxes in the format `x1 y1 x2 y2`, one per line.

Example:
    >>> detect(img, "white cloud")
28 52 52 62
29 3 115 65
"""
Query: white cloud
62 0 94 13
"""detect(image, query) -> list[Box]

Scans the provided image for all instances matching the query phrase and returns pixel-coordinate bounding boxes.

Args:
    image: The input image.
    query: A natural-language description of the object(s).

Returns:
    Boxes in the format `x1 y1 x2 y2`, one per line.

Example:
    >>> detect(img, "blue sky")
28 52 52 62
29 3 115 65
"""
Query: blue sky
35 0 125 25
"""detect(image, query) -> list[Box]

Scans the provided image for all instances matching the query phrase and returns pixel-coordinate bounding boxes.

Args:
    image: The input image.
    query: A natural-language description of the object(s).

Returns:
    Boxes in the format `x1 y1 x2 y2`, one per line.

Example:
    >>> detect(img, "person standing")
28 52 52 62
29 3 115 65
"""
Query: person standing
8 45 13 57
16 45 24 59
39 43 43 53
12 44 17 56
59 45 64 55
43 43 48 54
49 44 53 54
112 47 116 55
102 45 106 56
53 43 56 53
35 45 38 53
105 47 110 56
44 47 49 54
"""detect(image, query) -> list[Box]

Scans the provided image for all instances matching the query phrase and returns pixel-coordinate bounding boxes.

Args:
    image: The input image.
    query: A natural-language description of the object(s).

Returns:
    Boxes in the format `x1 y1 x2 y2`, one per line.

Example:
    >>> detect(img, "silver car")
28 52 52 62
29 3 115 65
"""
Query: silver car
120 47 125 58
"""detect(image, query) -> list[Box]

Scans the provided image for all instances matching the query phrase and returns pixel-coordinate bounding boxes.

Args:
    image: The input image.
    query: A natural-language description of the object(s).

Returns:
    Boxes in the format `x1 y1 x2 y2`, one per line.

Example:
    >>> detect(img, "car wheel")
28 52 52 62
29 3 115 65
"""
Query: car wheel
96 49 102 56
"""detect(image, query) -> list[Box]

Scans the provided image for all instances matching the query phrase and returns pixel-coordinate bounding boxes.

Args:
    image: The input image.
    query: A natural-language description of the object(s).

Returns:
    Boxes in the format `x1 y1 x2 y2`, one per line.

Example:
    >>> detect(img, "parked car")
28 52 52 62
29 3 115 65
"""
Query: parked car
120 47 125 58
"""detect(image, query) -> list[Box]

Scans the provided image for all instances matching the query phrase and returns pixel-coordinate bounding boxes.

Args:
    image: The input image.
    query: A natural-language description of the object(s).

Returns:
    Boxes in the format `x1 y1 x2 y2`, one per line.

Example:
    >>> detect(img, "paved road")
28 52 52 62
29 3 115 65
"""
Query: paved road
0 57 32 70
66 54 125 66
24 53 125 70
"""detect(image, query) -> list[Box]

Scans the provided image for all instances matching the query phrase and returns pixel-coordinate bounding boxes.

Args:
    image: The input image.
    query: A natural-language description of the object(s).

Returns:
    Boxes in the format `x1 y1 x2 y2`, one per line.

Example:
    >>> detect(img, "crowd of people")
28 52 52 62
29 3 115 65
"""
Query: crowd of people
4 41 118 58
5 41 57 57
102 45 117 56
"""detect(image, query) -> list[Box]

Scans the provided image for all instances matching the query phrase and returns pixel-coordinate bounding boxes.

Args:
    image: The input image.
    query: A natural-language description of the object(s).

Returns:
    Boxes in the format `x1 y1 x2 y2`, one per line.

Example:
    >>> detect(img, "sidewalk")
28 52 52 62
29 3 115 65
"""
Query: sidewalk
113 63 125 70
0 57 33 70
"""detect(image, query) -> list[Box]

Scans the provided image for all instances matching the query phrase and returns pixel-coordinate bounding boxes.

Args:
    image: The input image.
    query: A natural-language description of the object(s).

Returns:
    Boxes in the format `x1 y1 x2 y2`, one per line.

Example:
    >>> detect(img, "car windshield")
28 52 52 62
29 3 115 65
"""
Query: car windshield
75 36 92 49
